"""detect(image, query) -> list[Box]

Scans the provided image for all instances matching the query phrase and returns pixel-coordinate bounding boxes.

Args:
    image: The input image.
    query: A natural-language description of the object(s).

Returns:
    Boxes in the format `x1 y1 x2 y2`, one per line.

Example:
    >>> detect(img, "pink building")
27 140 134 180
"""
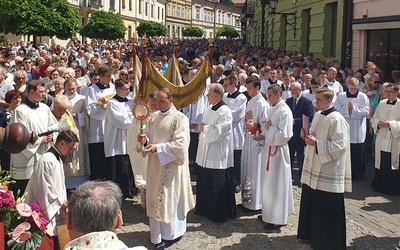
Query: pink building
352 0 400 80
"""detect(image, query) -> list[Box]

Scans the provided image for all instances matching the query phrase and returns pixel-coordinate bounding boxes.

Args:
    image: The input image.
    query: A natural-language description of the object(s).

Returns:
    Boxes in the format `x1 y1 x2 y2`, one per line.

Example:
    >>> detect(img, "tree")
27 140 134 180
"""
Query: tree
220 0 234 5
182 27 204 37
216 26 240 38
136 21 167 37
80 11 127 40
0 0 80 39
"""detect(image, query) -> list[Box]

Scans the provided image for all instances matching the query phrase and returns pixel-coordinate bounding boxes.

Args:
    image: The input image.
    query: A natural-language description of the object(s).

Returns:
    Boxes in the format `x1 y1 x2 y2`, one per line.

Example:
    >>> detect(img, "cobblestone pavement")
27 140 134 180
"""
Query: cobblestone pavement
118 163 400 249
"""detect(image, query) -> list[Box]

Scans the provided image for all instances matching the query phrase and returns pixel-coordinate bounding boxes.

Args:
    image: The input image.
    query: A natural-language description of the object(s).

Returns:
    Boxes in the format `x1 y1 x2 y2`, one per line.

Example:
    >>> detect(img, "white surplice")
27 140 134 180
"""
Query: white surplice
241 93 270 210
260 100 294 225
104 97 134 157
25 148 67 236
223 91 247 150
301 110 352 193
10 102 58 179
85 83 116 143
334 91 369 143
371 99 400 170
144 106 195 244
196 103 234 170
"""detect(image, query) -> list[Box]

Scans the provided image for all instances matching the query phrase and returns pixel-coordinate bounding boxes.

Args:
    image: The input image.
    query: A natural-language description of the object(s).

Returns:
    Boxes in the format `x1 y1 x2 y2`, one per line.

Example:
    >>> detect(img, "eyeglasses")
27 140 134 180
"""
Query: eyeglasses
373 81 381 84
120 73 128 76
385 90 397 94
16 77 25 80
24 61 31 64
156 98 169 103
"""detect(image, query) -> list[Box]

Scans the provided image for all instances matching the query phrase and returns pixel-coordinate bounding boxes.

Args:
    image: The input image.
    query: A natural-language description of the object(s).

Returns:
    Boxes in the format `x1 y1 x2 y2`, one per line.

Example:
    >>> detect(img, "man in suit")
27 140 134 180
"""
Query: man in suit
286 82 314 187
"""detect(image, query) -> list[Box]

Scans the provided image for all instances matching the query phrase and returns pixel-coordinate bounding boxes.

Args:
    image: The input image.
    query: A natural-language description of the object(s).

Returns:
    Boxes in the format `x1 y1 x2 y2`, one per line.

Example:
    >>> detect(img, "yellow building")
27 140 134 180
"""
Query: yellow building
245 0 345 61
165 0 192 38
191 0 241 39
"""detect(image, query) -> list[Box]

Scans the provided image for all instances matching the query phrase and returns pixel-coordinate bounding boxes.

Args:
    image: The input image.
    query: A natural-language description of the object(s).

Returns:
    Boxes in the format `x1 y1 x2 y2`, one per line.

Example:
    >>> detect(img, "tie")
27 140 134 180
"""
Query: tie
293 98 297 110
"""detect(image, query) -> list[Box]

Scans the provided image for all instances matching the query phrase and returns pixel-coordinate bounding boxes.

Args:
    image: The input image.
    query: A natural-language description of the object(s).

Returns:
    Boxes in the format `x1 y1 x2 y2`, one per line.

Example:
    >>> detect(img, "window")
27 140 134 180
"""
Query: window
129 0 132 10
196 8 200 20
158 6 160 19
367 29 400 79
122 0 126 8
227 14 231 25
217 12 220 23
139 0 142 14
221 13 224 24
172 6 175 17
210 12 214 23
323 2 337 57
151 4 154 17
110 0 115 11
167 4 171 16
128 26 132 39
145 2 148 16
162 8 164 20
187 9 191 19
177 7 180 18
300 9 311 52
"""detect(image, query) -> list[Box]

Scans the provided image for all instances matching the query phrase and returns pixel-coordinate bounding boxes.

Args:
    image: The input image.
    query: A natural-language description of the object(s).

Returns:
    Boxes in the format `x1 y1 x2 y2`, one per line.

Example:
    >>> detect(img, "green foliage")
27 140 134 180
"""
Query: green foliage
136 21 167 37
216 25 240 38
0 35 8 46
182 27 204 37
220 0 234 5
0 0 80 39
80 11 127 40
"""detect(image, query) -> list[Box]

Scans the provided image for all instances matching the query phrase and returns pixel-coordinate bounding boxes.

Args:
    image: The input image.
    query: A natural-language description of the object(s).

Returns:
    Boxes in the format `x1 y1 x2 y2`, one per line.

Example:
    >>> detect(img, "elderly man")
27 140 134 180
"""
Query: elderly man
260 84 294 232
334 77 369 180
325 67 343 95
196 83 236 223
298 87 351 250
224 53 237 70
137 88 194 250
65 181 147 249
214 64 225 83
286 82 314 186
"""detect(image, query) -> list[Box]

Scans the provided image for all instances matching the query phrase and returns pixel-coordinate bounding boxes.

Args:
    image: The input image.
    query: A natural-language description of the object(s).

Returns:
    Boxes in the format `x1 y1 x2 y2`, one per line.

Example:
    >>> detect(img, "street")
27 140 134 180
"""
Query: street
119 162 400 249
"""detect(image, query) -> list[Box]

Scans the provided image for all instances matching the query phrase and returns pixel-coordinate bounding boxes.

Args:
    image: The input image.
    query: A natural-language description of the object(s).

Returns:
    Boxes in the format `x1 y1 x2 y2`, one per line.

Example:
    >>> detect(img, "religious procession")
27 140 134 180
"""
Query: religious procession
0 35 399 250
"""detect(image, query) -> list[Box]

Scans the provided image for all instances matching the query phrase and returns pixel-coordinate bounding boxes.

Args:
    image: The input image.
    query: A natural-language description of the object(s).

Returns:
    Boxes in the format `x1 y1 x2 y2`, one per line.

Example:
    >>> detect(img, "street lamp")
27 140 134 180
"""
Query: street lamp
268 0 297 38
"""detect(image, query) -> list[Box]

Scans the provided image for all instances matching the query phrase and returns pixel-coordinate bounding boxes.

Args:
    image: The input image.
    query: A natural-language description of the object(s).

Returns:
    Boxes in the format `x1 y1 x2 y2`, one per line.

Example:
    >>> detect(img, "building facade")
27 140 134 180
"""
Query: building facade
352 0 400 79
243 0 346 63
165 0 192 38
165 0 241 39
69 0 166 41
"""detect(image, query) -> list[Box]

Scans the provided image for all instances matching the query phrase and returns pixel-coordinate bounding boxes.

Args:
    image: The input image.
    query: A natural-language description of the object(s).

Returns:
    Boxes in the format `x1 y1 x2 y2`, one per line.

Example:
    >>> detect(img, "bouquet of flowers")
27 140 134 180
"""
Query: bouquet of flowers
0 170 48 250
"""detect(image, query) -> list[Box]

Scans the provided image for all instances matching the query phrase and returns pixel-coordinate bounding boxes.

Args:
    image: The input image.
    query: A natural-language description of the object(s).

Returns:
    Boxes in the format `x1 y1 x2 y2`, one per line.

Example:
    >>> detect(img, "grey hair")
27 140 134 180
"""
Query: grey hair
68 181 123 234
210 83 224 99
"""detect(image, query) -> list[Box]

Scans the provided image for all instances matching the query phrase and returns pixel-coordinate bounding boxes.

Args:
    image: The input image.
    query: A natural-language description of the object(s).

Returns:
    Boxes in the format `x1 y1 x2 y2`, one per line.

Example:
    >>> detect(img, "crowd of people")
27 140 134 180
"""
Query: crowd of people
0 36 399 250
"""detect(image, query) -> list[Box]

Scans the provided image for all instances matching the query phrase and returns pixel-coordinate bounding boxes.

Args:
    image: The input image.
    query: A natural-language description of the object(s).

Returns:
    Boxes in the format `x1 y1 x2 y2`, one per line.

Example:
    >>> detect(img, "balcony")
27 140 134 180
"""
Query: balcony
80 0 102 9
243 0 256 19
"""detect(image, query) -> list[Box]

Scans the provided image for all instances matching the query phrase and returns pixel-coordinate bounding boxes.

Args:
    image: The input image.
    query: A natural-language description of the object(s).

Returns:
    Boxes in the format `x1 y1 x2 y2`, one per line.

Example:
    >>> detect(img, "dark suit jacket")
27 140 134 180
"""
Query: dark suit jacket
286 96 314 137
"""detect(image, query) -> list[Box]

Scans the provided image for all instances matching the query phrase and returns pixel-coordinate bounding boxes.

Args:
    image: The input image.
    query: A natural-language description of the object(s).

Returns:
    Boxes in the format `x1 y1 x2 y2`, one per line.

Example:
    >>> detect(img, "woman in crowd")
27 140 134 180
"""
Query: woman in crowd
0 90 22 171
